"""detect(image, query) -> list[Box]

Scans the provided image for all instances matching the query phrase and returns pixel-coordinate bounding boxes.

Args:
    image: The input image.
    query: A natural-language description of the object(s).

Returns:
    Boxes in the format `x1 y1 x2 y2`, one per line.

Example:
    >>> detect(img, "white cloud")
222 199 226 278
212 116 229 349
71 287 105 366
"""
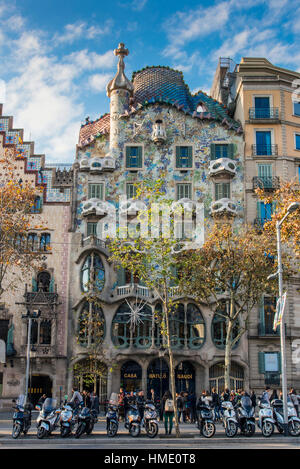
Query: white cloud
88 73 112 92
65 49 116 71
54 20 112 44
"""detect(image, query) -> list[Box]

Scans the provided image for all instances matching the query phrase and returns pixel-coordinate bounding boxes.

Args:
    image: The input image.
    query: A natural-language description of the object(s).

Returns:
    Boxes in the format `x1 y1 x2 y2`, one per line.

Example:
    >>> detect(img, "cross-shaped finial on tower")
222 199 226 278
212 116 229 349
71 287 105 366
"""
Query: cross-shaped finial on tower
114 43 129 58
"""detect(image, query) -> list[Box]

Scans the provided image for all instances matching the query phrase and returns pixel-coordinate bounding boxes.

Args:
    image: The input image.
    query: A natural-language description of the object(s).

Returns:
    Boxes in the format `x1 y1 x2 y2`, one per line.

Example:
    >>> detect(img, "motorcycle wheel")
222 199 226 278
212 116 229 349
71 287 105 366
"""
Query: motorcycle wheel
86 422 94 435
288 420 300 437
75 423 85 439
225 421 238 438
262 421 274 438
201 422 215 438
146 421 158 439
129 423 140 437
107 421 118 437
12 423 22 439
37 427 47 439
60 426 70 438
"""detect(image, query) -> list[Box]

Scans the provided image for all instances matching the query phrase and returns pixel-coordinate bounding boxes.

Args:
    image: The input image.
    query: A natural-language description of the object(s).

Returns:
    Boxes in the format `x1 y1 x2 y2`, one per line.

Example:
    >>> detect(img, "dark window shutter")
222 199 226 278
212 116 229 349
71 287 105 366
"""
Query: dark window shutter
228 143 235 159
176 146 181 167
258 352 265 374
137 146 143 168
210 143 216 160
117 267 126 286
187 146 193 167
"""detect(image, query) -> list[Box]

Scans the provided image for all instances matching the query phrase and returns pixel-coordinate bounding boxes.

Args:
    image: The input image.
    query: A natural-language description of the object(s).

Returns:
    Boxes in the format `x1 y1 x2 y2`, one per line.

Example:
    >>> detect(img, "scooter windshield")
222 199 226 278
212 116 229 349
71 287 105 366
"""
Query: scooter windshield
43 398 57 413
241 396 252 412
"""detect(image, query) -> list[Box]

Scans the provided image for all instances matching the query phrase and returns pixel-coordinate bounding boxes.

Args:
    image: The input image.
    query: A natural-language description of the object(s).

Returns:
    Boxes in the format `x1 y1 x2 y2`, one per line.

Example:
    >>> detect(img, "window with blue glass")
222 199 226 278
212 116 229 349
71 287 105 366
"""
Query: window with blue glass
40 233 51 251
254 97 270 118
175 146 193 169
80 252 105 292
255 131 272 155
257 201 274 226
125 146 143 169
31 196 42 213
210 143 235 160
78 301 105 346
293 101 300 117
296 134 300 150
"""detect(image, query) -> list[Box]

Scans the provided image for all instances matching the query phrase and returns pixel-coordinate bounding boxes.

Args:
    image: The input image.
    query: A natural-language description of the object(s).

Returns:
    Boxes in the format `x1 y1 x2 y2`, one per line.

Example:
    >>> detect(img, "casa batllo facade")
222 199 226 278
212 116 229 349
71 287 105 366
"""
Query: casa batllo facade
0 104 73 407
67 44 246 404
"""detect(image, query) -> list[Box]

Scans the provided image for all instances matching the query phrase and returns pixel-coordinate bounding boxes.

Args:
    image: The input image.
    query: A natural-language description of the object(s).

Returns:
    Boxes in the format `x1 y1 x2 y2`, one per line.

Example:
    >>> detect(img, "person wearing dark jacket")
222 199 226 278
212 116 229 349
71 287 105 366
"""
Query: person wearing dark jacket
137 391 145 420
250 390 256 409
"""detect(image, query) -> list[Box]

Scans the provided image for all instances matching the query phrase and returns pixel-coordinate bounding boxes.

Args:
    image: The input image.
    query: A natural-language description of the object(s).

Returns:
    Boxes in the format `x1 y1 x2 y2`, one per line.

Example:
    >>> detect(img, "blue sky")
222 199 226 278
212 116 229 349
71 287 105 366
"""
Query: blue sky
0 0 299 163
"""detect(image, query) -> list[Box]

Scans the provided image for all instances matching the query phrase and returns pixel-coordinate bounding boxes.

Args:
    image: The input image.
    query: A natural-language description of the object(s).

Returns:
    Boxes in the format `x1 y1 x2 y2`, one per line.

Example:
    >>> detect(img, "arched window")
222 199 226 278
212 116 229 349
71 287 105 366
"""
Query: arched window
111 302 153 349
40 233 51 251
37 271 51 292
80 253 105 292
186 303 205 349
209 361 244 393
212 303 239 349
78 301 105 346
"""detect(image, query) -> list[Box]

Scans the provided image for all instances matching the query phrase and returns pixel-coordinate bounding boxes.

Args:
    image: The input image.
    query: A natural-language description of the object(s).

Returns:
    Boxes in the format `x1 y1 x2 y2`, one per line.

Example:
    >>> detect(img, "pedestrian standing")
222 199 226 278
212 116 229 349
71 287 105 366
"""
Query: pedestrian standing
289 388 299 417
162 391 175 435
176 393 183 423
90 392 100 415
211 388 221 421
250 390 256 410
189 391 197 424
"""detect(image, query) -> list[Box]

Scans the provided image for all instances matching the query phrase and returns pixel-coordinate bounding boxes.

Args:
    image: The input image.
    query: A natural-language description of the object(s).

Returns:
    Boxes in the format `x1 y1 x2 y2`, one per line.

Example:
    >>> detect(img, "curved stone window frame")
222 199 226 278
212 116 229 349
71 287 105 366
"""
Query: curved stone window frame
80 252 105 293
169 302 205 350
111 302 153 349
78 300 106 347
211 304 239 350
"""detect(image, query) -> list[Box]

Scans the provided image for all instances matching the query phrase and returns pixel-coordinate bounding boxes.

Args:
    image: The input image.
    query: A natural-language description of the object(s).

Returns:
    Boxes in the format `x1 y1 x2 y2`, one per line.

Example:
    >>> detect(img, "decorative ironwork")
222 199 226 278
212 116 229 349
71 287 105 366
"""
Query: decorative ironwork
252 144 278 156
249 107 279 120
253 176 280 191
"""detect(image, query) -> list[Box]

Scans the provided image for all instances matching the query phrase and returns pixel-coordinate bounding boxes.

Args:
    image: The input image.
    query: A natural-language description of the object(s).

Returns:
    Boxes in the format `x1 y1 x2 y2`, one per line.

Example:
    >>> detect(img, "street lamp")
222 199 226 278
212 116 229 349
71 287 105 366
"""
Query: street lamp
22 309 41 406
268 202 300 436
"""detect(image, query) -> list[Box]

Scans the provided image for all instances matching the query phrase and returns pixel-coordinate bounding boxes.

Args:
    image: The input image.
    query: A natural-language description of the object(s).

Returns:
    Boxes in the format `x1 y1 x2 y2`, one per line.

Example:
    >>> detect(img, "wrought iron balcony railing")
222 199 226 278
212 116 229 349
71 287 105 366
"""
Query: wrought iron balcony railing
253 176 280 191
249 107 279 120
252 144 278 156
253 217 272 230
81 235 108 250
258 323 280 337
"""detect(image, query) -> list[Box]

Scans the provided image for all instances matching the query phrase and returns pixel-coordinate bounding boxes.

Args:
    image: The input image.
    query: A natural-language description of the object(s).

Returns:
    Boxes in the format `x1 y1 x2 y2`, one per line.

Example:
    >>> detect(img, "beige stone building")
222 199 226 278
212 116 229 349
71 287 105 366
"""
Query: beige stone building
211 57 300 393
0 104 73 407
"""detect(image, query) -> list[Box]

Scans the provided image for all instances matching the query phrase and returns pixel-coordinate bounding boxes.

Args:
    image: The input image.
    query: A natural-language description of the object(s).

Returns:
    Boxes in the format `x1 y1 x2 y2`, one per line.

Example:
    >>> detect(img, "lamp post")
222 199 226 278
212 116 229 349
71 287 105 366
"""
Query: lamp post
268 202 300 436
22 309 41 406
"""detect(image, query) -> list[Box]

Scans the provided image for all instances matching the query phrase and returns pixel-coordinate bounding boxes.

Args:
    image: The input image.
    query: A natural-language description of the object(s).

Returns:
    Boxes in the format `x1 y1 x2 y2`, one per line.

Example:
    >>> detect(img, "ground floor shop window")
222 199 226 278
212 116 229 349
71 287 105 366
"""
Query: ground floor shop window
73 359 107 407
120 360 142 392
175 361 195 394
147 358 169 401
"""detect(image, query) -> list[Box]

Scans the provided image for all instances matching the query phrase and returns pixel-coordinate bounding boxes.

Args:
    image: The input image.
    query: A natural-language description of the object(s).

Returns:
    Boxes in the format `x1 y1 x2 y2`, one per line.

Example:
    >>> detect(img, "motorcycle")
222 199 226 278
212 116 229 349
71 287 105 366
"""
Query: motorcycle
75 406 98 438
106 403 119 437
196 397 216 438
257 398 275 437
221 401 238 438
236 396 256 436
11 395 32 439
125 403 142 437
143 401 159 438
36 398 61 439
59 402 76 438
271 398 300 436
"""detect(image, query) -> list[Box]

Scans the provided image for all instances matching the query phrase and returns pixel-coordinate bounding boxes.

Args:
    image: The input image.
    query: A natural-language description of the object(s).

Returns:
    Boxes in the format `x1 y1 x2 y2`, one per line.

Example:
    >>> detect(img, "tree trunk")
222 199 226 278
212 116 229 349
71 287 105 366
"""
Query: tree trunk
224 299 234 390
165 306 180 437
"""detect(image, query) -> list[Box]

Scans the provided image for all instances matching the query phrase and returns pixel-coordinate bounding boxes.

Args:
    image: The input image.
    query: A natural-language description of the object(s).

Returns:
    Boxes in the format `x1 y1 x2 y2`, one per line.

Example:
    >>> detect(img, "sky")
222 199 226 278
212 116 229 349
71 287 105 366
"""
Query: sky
0 0 299 163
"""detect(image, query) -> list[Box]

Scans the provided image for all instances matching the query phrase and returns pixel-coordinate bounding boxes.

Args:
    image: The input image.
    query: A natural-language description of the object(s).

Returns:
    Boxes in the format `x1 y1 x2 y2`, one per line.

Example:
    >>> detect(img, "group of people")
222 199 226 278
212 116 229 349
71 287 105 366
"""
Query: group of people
117 385 300 435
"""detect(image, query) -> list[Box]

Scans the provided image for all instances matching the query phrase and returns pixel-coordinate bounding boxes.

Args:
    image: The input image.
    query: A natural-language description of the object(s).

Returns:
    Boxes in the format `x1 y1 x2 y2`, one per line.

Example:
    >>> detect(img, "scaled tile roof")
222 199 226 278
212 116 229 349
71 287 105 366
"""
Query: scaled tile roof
78 66 242 147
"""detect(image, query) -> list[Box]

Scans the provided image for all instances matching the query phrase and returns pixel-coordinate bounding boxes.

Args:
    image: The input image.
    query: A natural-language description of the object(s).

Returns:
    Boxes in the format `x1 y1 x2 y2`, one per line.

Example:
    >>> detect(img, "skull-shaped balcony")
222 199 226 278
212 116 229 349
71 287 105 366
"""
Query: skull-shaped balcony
209 158 237 179
210 198 238 217
119 199 146 220
79 155 116 172
81 199 112 219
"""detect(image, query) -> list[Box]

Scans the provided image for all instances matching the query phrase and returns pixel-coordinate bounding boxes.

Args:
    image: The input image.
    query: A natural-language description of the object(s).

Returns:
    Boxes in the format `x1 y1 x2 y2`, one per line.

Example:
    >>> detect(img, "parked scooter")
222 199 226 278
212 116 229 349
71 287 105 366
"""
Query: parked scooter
221 401 238 438
59 402 76 437
75 406 98 438
11 395 32 439
257 398 275 437
143 401 159 438
271 398 300 436
236 395 256 436
125 403 142 437
36 398 61 439
106 403 119 437
196 396 216 438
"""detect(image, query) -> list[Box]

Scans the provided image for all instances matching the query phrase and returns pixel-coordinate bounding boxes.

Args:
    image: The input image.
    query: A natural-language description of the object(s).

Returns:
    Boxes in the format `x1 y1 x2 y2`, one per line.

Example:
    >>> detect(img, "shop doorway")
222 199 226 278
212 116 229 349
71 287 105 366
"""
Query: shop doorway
28 375 52 405
120 360 142 392
147 358 169 401
175 361 195 394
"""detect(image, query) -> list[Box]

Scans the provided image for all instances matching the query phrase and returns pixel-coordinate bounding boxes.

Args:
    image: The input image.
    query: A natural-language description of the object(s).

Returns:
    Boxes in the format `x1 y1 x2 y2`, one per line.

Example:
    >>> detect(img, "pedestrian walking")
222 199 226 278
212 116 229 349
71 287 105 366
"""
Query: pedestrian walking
176 393 183 423
289 388 299 417
189 391 197 424
250 390 256 410
211 387 221 421
90 391 100 415
162 390 175 435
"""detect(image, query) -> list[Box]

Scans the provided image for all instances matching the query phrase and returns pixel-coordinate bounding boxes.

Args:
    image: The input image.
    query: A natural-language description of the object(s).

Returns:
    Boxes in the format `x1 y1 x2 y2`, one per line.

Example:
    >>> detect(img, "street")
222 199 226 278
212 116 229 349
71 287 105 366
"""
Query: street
0 411 299 449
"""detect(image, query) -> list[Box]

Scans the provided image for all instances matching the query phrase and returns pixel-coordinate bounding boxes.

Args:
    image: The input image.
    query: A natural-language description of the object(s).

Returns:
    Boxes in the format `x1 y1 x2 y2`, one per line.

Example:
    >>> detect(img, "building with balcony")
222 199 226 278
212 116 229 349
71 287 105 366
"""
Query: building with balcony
211 57 300 393
67 44 245 402
0 104 72 407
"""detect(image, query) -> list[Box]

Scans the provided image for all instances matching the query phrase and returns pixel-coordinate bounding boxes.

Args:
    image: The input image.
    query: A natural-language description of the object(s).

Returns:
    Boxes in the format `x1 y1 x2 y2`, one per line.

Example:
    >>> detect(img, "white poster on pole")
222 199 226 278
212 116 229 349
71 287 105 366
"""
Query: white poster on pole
0 339 6 363
273 292 287 331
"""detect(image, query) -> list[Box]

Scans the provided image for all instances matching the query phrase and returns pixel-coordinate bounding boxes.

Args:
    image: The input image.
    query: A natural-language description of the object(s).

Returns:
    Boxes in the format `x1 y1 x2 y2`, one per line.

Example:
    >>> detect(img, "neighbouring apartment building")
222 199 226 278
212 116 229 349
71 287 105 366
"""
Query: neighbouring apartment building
0 103 73 407
211 57 300 393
